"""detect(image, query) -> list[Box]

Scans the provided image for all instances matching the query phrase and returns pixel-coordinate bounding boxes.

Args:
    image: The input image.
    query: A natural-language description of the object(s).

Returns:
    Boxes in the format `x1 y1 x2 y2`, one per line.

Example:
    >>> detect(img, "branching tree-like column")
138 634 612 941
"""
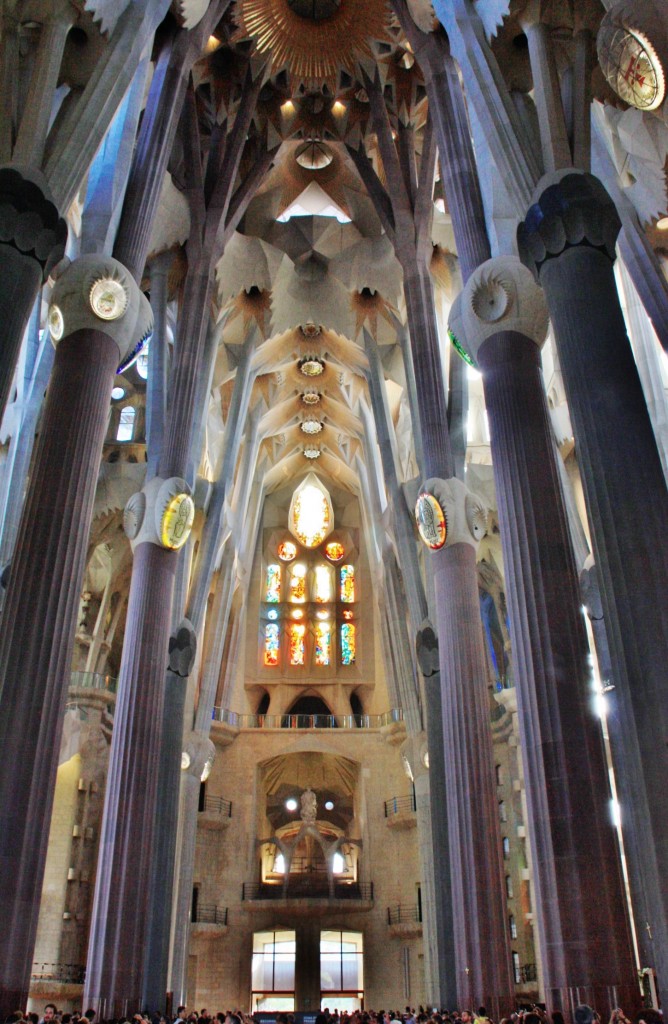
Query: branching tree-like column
519 169 668 996
84 59 278 1015
348 73 514 1013
450 255 638 1017
0 256 151 1017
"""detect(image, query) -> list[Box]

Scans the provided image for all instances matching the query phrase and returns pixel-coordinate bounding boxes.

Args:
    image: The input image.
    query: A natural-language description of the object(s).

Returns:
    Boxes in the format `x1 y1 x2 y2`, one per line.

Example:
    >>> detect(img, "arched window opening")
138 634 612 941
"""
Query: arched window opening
116 405 135 442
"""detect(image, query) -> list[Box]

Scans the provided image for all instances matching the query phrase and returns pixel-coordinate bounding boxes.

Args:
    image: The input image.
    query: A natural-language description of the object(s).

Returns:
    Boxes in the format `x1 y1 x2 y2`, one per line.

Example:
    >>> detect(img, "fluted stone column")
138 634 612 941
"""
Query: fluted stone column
451 256 638 1016
0 165 66 422
420 478 515 1015
416 622 457 1010
84 476 195 1017
142 620 197 1012
519 170 668 995
0 256 151 1016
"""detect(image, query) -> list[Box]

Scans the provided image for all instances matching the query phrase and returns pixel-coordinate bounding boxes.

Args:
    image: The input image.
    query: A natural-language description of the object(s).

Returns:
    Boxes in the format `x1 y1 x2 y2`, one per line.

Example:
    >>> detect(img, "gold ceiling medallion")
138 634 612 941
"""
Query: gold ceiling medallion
299 356 325 376
235 0 391 85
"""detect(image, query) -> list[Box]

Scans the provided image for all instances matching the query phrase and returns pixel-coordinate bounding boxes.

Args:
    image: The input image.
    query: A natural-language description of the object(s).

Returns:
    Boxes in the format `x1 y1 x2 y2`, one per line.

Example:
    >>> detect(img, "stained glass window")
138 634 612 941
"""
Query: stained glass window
289 564 307 603
341 623 356 665
314 564 333 603
325 541 344 561
266 565 281 602
278 541 297 561
289 623 306 666
289 475 333 547
265 624 280 666
340 565 355 603
315 620 331 666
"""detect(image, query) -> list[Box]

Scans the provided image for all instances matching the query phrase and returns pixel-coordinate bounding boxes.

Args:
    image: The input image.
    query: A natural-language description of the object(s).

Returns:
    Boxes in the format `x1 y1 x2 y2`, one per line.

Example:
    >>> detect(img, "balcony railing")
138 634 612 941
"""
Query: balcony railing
31 963 85 984
384 793 417 817
242 880 374 901
212 708 403 730
387 904 422 925
193 904 228 925
70 671 117 694
201 794 232 817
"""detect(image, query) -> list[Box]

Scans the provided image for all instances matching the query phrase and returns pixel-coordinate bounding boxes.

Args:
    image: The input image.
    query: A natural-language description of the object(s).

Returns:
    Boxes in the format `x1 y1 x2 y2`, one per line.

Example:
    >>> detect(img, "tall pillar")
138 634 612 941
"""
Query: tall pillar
450 255 638 1016
0 256 151 1016
416 623 457 1008
84 477 196 1017
0 166 66 422
421 479 515 1016
142 620 197 1012
518 170 668 995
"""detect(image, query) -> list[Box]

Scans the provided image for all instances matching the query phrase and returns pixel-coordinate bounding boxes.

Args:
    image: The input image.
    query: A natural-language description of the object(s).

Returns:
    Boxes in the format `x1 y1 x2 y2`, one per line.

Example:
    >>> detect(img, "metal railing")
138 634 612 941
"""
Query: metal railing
193 904 228 926
202 794 232 817
387 904 422 925
242 880 373 901
384 793 417 817
31 963 86 984
518 963 538 983
70 671 117 694
213 707 403 730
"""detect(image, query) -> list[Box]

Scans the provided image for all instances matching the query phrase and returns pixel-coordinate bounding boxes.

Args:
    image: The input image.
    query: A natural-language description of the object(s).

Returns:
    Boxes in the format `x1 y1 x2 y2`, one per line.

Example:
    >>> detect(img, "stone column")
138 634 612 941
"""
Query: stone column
84 477 196 1018
416 622 457 1010
142 620 197 1012
519 170 668 995
419 479 515 1015
451 255 638 1016
0 255 151 1017
0 166 67 422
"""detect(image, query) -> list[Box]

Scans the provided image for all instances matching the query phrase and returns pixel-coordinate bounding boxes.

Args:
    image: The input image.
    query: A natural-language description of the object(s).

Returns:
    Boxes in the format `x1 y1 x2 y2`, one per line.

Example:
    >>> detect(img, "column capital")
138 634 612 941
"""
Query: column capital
518 170 621 278
123 476 195 552
449 255 549 367
415 476 488 552
48 254 153 369
0 164 67 278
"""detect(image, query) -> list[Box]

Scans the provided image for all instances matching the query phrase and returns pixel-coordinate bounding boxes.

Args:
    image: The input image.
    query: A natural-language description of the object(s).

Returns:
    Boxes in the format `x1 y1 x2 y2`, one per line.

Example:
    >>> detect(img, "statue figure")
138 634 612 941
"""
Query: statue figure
300 787 317 824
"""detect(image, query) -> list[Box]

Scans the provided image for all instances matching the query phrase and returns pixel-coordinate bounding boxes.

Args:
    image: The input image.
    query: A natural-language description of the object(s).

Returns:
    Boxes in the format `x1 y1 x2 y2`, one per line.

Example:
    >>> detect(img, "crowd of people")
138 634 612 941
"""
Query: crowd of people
7 1002 663 1024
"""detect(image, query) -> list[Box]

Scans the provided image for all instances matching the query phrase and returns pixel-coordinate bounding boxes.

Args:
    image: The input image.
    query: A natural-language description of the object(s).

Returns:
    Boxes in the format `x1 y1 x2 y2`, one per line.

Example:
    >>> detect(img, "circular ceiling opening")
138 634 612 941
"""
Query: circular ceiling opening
287 0 341 20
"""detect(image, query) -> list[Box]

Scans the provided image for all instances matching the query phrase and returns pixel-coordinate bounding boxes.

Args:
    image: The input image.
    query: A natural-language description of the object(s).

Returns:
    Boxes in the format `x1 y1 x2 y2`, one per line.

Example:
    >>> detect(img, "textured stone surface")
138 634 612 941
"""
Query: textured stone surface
478 327 637 1016
520 173 668 990
0 328 120 1017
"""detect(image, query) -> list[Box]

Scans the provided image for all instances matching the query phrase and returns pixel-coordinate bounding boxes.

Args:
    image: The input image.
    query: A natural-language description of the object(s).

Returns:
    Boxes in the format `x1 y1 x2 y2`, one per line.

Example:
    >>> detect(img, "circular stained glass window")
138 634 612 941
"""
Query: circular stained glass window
325 541 345 561
278 540 297 561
